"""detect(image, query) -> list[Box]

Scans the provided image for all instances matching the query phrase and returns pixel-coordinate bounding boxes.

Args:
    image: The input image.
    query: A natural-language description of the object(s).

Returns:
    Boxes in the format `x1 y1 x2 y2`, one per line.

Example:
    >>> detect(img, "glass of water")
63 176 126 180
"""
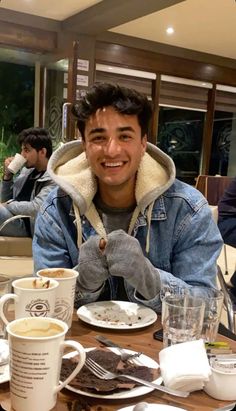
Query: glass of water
201 289 224 342
162 294 205 348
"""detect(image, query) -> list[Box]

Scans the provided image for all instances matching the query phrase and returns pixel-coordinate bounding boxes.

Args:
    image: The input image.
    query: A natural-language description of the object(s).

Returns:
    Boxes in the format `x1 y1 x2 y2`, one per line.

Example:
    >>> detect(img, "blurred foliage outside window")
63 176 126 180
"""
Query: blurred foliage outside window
0 62 34 177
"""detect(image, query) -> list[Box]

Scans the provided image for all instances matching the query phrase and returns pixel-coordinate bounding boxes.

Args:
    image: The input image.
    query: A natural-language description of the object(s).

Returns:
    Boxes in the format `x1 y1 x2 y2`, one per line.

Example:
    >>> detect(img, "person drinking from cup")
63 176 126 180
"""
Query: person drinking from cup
33 83 223 313
0 127 56 237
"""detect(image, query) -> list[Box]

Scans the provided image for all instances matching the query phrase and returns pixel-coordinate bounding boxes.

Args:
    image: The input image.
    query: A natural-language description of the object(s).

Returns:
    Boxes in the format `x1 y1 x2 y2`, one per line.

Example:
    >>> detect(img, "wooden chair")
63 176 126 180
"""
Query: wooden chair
195 175 234 206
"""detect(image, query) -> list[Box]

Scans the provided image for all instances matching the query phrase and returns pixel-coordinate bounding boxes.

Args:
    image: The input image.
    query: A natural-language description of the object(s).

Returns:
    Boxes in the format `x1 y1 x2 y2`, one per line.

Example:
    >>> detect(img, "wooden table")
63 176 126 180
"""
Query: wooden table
0 313 235 411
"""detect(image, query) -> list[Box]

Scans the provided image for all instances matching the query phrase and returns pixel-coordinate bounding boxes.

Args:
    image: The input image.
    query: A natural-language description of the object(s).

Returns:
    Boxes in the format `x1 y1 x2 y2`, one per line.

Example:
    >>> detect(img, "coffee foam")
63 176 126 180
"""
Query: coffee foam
11 321 64 338
15 278 55 290
39 269 73 279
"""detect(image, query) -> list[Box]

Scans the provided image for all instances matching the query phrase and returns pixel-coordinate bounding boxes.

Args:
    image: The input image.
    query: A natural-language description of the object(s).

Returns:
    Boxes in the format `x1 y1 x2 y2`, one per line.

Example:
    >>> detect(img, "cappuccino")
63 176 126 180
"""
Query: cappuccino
11 319 63 338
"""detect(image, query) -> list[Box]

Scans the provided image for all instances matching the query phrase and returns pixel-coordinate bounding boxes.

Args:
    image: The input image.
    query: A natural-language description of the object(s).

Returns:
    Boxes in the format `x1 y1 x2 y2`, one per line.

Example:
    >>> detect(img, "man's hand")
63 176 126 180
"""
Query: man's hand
105 230 161 300
77 235 109 292
3 157 14 180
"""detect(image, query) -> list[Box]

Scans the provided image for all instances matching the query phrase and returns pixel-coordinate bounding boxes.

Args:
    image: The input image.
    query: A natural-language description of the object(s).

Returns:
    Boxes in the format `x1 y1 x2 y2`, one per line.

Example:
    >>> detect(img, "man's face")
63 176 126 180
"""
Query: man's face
83 106 147 192
21 144 44 169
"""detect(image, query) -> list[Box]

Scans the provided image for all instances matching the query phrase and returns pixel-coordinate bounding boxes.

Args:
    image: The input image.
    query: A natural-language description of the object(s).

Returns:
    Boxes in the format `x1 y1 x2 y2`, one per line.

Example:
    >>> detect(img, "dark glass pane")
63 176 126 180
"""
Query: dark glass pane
209 111 236 176
157 107 205 185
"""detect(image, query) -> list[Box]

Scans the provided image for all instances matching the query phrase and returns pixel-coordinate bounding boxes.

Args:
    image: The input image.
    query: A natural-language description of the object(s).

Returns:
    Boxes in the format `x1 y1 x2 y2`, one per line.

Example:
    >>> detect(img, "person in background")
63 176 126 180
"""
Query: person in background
218 177 236 302
0 127 55 237
218 176 236 248
33 83 223 312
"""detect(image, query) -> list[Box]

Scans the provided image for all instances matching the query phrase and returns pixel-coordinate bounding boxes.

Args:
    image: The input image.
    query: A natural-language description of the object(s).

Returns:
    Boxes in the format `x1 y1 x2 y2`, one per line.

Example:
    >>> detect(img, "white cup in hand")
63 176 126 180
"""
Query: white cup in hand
7 153 26 174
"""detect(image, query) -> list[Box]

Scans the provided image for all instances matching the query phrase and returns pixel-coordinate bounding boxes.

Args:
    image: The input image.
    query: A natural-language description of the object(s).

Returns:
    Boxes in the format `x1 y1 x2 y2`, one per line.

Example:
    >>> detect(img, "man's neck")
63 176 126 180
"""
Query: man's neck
35 159 48 172
98 184 136 208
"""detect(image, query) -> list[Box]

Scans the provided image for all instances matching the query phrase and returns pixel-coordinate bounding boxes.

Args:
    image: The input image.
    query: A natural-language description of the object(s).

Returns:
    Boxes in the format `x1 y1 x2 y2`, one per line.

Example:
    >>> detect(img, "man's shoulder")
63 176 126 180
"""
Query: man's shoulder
163 179 207 209
44 186 72 207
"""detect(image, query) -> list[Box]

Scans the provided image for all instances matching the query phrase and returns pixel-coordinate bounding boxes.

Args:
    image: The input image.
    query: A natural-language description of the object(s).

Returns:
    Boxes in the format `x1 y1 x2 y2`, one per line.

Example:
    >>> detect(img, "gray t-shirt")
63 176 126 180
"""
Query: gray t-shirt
94 194 136 300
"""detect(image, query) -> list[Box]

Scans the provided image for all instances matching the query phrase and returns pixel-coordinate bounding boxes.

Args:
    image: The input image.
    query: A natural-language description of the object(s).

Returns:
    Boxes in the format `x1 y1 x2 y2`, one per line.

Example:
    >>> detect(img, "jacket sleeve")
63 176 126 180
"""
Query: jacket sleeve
33 195 76 272
126 203 223 313
0 179 14 202
4 180 56 217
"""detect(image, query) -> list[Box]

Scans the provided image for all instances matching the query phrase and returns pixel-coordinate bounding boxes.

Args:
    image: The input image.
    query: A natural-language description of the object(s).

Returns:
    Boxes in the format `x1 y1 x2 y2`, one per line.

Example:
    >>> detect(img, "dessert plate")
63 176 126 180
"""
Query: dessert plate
63 347 161 399
77 300 157 330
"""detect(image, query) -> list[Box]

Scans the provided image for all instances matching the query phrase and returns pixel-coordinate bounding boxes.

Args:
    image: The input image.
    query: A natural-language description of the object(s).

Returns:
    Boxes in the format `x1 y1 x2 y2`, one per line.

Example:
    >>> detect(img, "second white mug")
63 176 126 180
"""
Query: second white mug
37 268 78 328
0 277 58 325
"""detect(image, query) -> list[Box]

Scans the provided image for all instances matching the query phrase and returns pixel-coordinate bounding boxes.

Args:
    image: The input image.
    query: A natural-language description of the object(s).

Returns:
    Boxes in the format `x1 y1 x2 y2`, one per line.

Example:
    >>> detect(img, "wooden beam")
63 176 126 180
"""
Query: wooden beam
200 85 216 174
0 21 57 52
150 75 161 145
62 0 185 34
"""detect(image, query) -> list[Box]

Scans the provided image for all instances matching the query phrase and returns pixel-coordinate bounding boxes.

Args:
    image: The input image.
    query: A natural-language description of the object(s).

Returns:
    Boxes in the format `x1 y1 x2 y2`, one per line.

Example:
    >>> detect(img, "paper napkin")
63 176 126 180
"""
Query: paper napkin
159 339 211 392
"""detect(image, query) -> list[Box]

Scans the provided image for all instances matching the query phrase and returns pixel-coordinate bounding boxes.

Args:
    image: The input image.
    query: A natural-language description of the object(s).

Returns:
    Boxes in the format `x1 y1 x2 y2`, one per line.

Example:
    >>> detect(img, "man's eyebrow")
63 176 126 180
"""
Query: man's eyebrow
88 128 105 135
117 126 135 132
88 126 135 136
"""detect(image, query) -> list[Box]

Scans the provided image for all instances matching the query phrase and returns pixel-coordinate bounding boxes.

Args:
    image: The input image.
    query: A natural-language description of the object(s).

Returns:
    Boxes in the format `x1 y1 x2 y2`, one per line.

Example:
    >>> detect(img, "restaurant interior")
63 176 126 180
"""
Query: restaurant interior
0 1 236 410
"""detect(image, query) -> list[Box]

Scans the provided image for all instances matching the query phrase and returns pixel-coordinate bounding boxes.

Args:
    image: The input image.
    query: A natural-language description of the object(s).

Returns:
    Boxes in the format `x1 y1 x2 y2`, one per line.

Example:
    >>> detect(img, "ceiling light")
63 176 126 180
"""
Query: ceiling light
166 27 174 35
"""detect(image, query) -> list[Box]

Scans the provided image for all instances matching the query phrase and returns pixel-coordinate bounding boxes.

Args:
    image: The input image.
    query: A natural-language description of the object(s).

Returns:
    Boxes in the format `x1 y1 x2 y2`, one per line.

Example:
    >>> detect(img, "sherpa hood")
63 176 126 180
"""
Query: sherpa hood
47 140 175 216
47 140 175 250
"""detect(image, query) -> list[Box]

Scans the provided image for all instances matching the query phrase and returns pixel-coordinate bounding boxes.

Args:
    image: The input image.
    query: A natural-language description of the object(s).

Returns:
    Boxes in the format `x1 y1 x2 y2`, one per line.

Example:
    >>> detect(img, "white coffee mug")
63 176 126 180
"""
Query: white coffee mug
37 268 78 328
7 317 86 411
7 153 26 174
0 277 59 325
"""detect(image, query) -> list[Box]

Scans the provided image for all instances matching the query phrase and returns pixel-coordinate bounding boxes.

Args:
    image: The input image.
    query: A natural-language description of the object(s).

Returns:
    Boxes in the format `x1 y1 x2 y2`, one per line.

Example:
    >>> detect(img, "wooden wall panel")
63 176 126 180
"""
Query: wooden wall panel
96 42 236 87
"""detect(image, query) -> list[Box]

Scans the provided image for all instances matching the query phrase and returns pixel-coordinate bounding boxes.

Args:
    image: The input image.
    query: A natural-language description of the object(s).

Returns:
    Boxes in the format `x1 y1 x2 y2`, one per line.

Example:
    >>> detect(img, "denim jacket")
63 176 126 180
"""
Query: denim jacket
33 139 223 313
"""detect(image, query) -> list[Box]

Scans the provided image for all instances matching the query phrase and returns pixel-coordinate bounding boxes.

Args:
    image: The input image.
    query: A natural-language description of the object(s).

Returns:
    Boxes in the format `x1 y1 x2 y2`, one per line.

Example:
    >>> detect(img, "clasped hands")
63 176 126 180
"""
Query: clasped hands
78 229 161 299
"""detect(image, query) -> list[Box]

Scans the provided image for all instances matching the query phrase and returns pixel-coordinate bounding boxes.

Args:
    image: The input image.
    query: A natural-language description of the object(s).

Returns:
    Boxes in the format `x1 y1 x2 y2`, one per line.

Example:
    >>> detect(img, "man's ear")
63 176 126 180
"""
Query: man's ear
40 147 47 157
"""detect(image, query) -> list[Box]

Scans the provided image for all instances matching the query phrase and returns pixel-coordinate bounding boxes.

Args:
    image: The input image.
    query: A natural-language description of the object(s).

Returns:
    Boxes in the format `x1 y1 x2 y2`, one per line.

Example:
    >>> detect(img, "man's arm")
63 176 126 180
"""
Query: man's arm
33 204 74 271
105 204 223 311
4 180 55 217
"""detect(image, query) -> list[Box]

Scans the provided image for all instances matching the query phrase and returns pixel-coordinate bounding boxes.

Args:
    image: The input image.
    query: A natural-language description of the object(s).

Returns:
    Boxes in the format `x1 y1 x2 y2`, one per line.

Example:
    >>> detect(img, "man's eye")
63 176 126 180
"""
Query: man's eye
120 134 131 141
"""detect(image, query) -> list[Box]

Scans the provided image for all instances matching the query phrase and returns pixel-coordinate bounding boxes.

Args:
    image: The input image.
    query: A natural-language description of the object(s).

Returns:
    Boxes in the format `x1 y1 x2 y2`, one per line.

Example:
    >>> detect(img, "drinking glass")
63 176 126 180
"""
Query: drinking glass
162 294 205 347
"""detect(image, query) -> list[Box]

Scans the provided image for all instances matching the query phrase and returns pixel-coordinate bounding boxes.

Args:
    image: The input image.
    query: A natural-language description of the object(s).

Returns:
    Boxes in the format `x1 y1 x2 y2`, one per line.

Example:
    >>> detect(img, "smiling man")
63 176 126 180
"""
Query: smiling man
0 127 55 237
33 83 223 313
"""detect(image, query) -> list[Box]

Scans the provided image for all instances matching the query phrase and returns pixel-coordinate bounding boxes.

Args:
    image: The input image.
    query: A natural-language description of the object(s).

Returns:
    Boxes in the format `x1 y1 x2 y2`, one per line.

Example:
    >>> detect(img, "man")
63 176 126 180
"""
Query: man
0 127 55 237
33 83 223 312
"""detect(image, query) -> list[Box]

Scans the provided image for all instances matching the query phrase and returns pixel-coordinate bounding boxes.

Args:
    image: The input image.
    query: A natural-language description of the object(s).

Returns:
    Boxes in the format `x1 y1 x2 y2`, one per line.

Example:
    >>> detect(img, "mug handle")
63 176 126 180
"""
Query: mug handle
54 340 86 394
0 294 18 325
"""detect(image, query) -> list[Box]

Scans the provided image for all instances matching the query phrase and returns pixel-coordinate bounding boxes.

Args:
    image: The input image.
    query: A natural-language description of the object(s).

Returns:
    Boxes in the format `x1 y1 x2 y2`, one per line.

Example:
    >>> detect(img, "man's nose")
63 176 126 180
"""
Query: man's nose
21 151 26 158
104 138 121 156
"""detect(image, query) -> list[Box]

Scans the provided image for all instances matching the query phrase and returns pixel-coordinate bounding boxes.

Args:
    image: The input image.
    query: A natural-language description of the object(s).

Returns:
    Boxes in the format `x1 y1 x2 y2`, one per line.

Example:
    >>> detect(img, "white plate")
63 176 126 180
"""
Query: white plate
117 405 187 411
0 340 9 384
0 364 10 384
63 347 162 399
77 300 157 330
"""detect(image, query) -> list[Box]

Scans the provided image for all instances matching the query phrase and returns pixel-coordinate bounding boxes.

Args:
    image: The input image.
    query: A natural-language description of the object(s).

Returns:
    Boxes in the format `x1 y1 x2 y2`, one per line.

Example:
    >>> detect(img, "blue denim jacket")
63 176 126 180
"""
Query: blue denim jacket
33 179 223 313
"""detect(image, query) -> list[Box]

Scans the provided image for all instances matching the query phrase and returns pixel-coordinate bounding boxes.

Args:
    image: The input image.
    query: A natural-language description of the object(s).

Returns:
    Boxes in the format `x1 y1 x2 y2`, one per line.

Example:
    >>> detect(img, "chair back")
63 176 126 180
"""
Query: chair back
195 175 234 205
217 265 236 334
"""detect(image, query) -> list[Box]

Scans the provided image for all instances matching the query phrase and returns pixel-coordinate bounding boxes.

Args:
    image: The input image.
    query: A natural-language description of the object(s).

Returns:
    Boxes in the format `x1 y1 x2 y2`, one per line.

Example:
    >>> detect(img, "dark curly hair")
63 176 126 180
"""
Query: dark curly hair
18 127 52 158
72 83 152 140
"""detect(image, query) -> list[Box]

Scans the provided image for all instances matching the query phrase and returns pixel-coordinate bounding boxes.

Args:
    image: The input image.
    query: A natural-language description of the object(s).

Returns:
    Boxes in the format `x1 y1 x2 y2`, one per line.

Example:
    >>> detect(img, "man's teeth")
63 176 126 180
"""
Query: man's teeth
104 162 123 167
